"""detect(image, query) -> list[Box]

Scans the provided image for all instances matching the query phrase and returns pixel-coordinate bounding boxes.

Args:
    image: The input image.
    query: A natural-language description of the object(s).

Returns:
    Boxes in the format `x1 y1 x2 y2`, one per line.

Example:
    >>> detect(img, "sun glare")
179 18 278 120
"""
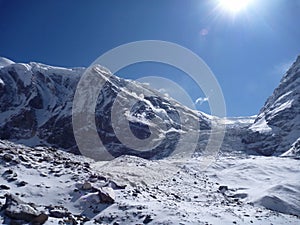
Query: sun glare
218 0 252 13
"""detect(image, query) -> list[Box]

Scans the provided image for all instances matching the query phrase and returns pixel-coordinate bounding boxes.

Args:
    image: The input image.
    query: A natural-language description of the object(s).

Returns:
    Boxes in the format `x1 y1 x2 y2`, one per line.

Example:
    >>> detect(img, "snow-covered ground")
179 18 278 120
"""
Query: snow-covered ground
205 156 300 216
90 155 300 224
1 140 299 224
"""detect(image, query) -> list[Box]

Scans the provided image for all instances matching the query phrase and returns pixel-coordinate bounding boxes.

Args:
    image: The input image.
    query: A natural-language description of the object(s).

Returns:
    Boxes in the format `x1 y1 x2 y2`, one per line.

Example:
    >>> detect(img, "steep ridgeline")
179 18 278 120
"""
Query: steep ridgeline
0 60 216 159
243 56 300 156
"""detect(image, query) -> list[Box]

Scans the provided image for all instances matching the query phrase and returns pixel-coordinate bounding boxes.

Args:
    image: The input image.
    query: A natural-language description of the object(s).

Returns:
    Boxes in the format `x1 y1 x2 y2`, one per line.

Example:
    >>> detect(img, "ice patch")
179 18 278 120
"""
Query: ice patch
270 99 294 117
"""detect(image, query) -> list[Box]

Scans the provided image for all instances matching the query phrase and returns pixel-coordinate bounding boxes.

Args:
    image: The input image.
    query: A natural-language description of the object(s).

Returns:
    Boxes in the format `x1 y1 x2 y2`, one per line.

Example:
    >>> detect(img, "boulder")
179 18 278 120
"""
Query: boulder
107 180 126 190
82 181 92 190
49 208 70 218
31 213 49 225
3 194 48 224
218 186 228 194
5 203 40 222
98 187 115 204
0 184 10 190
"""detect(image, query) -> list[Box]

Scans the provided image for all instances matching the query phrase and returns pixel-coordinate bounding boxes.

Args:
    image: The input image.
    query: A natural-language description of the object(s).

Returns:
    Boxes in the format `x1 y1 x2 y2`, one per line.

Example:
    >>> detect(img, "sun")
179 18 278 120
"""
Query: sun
218 0 252 13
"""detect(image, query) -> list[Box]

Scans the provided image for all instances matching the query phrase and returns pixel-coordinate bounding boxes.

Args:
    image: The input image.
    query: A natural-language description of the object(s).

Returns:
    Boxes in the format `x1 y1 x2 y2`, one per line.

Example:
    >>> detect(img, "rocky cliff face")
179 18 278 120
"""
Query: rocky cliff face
243 56 300 156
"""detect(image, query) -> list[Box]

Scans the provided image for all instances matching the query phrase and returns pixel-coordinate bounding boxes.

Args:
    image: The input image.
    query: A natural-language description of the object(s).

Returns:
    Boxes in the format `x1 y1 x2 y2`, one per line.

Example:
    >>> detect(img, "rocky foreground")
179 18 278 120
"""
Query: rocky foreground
0 140 117 224
1 140 299 225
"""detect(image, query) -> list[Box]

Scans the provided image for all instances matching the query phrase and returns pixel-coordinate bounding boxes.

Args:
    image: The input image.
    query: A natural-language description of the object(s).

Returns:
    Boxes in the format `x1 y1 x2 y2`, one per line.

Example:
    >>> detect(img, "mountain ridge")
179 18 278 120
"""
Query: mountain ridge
0 56 299 158
244 55 300 156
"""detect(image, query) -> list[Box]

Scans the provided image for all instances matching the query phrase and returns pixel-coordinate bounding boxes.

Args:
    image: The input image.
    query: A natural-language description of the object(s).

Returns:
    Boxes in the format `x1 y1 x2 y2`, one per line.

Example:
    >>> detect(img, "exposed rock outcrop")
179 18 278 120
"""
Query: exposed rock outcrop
244 56 300 156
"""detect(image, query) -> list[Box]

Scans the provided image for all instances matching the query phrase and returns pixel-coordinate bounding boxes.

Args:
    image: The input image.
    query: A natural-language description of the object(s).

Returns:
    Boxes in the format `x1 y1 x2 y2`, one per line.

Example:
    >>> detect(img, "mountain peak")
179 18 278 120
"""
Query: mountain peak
296 54 300 64
0 57 15 68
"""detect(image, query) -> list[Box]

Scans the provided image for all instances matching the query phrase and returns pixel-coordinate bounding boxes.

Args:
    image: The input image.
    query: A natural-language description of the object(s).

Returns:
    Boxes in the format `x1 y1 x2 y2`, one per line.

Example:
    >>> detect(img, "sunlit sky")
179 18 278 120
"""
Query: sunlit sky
1 0 300 116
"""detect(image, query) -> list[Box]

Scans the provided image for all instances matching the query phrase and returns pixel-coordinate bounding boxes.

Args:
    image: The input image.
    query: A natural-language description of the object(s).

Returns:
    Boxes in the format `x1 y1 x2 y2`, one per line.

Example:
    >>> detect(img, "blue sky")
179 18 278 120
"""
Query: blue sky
0 0 300 116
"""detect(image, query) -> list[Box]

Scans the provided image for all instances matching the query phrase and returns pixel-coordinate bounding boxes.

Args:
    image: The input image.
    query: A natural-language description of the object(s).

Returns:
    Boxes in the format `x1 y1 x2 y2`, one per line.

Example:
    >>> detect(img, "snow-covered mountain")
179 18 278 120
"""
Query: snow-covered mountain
0 56 300 159
0 59 235 160
243 56 300 156
0 56 300 224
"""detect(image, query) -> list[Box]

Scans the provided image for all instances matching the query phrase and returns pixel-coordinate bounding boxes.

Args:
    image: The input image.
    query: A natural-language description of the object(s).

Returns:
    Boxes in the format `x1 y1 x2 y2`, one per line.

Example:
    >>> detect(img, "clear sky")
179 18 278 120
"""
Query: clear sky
0 0 299 116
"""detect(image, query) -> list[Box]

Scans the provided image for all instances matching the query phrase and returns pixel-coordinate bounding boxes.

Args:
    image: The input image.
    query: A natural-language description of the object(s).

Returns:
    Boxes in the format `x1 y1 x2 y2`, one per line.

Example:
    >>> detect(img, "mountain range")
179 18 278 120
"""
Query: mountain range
0 56 299 158
0 55 299 224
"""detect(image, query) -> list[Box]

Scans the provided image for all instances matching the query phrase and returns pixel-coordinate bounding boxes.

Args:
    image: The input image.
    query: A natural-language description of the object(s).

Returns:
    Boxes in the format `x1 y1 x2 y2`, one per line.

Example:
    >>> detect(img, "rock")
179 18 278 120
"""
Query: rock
281 137 300 156
39 172 47 177
107 180 126 190
218 186 228 193
3 169 14 175
2 194 48 223
83 162 90 168
18 155 28 162
0 184 10 190
16 181 27 187
62 216 78 225
3 170 18 183
3 153 14 162
3 194 25 206
143 215 153 224
98 187 115 204
7 177 18 182
49 208 70 218
3 169 17 179
82 181 92 190
9 220 23 225
5 203 40 221
31 213 49 225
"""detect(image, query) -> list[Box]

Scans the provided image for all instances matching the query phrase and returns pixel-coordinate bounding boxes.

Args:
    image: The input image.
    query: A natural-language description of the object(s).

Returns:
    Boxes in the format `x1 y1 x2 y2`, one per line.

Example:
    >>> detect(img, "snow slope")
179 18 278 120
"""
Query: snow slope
90 155 300 225
205 155 300 216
